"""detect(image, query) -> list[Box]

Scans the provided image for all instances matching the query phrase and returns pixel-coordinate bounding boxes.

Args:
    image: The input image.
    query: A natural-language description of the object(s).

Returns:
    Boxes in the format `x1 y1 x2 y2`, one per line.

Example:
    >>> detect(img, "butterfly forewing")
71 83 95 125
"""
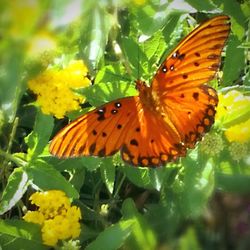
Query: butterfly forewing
153 15 230 91
50 97 139 158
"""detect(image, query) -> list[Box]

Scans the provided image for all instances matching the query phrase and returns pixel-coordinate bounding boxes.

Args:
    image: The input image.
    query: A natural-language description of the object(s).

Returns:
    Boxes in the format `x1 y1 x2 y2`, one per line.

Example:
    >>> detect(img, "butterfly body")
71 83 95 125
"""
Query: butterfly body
50 15 231 167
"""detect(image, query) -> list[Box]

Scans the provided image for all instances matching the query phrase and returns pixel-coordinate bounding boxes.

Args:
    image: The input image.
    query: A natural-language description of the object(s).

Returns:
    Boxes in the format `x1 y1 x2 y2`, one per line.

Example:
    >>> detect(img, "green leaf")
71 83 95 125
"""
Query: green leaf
85 219 134 250
185 0 216 11
178 157 215 217
25 111 53 161
94 64 130 84
213 0 246 28
143 30 166 64
223 35 245 85
81 81 137 107
121 36 148 78
25 160 79 199
48 157 85 172
0 168 29 215
179 227 201 250
121 165 172 190
0 43 25 123
79 224 98 242
100 158 116 194
79 157 103 171
0 219 47 250
159 12 183 64
130 2 181 36
121 199 157 250
215 173 250 194
79 1 112 71
161 153 215 218
68 167 86 193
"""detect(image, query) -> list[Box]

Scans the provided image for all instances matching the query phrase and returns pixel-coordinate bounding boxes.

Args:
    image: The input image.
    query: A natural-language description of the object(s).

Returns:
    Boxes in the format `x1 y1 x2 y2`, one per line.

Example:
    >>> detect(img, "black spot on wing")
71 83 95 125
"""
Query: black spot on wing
130 139 138 146
89 143 96 154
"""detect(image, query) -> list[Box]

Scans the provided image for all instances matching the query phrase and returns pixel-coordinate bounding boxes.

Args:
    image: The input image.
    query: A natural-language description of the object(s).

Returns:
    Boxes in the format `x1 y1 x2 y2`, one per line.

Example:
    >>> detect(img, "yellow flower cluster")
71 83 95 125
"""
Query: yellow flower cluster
216 90 250 143
28 60 91 119
23 190 81 246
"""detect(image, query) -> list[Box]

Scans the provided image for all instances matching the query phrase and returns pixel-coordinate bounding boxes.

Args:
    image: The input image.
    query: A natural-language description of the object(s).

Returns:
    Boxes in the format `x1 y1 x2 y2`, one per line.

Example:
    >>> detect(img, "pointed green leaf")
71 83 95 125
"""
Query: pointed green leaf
25 160 79 199
100 158 116 194
25 111 53 161
223 35 245 85
0 168 29 215
0 219 46 250
185 0 216 11
85 219 134 250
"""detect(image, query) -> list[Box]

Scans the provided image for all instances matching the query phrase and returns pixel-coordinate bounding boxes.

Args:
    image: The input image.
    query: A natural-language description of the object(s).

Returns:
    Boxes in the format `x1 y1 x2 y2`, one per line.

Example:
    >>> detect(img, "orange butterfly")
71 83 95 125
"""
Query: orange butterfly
50 15 230 167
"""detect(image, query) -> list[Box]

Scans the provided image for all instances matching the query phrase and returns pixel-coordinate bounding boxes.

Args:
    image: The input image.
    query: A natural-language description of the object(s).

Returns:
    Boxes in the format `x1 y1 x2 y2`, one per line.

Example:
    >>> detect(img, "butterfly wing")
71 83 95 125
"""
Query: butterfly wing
120 107 188 167
50 95 185 167
50 15 230 167
148 15 230 149
49 97 140 158
152 15 230 91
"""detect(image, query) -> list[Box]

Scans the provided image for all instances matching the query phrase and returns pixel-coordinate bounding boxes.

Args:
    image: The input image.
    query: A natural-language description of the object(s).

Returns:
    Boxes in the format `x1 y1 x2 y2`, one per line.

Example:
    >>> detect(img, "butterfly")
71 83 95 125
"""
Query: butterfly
50 15 231 167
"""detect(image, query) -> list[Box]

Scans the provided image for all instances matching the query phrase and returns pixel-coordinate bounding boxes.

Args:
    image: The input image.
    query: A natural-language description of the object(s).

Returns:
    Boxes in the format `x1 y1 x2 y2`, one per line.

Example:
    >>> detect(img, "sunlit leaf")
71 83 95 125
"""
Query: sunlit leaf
85 219 134 250
0 168 29 215
0 219 46 250
25 160 79 199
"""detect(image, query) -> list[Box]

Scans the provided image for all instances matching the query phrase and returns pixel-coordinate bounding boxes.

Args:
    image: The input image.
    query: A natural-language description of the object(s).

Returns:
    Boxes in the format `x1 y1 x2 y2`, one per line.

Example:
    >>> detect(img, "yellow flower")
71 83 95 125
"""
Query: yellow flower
41 219 59 246
216 90 250 123
216 90 250 143
28 60 91 119
225 119 250 143
23 190 82 247
23 211 45 225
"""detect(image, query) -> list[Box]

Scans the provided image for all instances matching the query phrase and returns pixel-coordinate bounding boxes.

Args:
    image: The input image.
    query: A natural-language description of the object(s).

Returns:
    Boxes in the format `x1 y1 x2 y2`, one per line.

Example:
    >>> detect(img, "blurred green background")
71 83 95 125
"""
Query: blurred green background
0 0 249 249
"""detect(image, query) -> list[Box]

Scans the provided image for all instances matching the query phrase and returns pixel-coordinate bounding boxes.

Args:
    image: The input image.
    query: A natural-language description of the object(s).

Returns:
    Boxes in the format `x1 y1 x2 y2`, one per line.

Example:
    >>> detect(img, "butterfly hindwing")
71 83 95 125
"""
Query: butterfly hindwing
120 106 187 167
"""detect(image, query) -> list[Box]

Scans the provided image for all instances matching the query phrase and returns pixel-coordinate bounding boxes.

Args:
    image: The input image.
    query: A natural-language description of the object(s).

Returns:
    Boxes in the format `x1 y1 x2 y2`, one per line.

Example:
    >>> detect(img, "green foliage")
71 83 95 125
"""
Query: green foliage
0 168 29 215
0 219 46 250
0 0 249 249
